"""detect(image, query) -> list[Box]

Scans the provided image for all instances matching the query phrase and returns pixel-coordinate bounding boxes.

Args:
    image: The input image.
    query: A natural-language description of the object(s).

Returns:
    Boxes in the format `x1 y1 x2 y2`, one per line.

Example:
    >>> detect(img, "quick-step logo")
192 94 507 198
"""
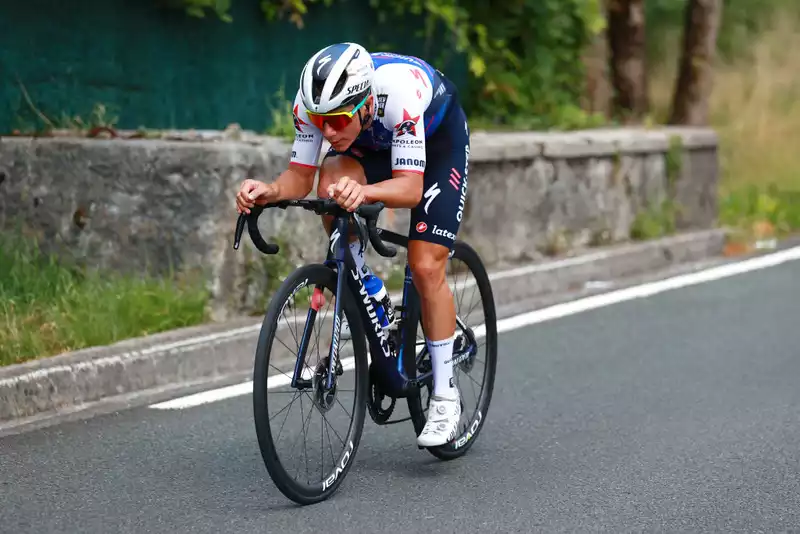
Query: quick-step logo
456 144 470 222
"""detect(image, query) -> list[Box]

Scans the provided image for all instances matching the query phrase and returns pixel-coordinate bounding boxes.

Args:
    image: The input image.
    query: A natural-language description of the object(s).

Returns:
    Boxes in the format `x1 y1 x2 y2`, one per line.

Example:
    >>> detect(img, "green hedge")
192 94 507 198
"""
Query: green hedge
171 0 607 130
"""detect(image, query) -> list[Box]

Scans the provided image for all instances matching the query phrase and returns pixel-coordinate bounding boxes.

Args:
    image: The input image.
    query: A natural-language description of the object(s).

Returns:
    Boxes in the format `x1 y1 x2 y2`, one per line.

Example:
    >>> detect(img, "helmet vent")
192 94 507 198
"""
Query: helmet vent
332 71 348 100
312 78 325 105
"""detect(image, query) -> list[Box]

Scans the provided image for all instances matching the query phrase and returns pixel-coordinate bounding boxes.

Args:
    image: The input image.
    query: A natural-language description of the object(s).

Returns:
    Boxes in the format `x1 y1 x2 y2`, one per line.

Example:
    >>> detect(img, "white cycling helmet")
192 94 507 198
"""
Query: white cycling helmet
299 42 374 114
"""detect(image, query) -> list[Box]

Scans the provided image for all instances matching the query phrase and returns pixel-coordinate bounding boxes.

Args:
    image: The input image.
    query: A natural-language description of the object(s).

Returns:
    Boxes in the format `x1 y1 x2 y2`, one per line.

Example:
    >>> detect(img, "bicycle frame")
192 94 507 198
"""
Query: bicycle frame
233 199 476 402
290 214 428 399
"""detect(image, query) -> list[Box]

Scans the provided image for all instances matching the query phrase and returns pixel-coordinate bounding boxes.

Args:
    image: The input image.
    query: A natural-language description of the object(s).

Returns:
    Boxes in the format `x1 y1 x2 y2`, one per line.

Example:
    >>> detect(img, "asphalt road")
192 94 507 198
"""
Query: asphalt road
2 258 800 533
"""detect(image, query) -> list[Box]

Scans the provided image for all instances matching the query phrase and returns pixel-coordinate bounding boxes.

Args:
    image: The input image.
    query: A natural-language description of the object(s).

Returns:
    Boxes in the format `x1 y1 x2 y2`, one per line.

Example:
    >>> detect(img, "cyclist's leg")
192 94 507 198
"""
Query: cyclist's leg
407 104 471 447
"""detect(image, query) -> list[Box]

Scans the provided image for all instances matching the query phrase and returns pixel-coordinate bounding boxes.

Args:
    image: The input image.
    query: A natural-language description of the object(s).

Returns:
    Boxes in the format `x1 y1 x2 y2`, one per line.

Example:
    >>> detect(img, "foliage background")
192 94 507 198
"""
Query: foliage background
0 0 609 134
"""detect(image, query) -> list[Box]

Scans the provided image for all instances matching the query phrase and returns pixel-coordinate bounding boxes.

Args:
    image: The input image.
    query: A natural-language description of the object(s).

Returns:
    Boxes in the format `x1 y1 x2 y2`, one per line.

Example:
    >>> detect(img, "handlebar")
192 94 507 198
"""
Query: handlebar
232 198 397 258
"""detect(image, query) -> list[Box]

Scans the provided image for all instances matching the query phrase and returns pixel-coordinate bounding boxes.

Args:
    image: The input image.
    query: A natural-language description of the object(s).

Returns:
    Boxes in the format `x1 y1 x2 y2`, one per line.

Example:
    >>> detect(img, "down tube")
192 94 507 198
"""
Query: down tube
326 217 349 390
342 234 407 396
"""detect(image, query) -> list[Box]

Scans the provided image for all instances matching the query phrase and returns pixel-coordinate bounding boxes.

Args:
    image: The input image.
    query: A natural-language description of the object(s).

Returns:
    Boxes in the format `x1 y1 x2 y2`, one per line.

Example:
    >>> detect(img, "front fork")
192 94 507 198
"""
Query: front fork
290 216 350 391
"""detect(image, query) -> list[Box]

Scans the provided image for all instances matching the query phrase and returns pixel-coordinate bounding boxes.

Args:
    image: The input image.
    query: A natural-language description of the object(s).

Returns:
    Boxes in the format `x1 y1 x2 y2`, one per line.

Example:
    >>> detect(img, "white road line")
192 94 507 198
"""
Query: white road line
149 245 800 410
150 357 357 410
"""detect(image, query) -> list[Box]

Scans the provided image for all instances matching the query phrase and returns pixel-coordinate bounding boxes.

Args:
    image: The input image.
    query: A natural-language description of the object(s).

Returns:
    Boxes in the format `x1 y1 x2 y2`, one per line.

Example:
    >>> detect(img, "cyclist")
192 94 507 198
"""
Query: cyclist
235 42 470 447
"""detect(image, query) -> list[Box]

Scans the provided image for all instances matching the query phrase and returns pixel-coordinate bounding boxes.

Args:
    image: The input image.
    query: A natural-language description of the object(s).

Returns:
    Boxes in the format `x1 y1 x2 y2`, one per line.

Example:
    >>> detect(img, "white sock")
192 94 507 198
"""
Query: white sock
349 241 370 278
427 335 457 399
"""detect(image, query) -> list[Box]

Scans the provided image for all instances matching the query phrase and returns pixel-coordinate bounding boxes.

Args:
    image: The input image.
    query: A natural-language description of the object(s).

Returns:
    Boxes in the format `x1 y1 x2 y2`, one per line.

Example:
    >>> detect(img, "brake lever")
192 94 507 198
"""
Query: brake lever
350 213 369 256
234 213 246 250
232 205 279 255
365 217 397 258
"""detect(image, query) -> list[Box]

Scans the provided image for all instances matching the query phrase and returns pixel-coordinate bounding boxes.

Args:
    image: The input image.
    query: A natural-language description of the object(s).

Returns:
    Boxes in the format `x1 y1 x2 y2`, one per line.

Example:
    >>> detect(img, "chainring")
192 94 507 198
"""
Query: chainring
367 362 395 424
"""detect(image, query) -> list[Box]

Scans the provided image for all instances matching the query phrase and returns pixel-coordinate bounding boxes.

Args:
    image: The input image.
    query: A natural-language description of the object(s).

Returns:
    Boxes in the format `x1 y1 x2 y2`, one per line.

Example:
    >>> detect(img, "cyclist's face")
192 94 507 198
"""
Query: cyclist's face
321 96 373 151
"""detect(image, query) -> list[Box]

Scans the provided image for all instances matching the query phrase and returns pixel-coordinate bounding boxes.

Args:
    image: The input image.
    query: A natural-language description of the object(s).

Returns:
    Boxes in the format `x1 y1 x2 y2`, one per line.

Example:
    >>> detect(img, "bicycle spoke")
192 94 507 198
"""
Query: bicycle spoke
299 394 314 484
452 262 468 313
292 293 301 351
268 363 295 383
449 265 462 313
269 336 315 383
466 368 479 405
271 390 301 443
457 270 471 315
453 268 464 313
280 304 301 348
463 285 481 322
334 396 353 420
323 412 338 472
468 357 486 369
319 408 346 447
273 336 297 359
463 369 483 390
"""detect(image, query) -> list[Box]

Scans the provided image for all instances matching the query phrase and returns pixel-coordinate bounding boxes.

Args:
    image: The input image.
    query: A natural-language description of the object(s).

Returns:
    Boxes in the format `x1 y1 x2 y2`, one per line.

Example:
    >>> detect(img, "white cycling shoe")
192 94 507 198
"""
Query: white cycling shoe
416 394 462 447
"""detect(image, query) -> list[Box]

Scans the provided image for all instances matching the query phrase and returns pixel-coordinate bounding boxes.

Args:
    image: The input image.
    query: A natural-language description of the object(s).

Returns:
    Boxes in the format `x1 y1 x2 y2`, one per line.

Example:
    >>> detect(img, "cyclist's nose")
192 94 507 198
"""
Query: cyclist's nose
322 122 338 138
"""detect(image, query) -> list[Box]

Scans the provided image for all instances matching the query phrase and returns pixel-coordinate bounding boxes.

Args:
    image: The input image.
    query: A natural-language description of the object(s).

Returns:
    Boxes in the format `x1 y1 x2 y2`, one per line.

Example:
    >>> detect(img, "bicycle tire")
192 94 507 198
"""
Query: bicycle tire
405 240 498 460
252 263 369 505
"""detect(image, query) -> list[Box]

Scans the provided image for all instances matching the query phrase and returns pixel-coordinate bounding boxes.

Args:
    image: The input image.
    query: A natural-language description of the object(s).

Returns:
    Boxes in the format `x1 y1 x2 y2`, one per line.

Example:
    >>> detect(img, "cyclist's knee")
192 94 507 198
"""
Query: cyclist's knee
408 241 449 294
317 154 367 197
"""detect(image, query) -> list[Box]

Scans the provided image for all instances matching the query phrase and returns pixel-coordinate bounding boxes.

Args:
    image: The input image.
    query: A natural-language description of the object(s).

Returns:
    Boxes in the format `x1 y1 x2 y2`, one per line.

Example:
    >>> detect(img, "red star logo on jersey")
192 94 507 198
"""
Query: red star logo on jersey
394 109 420 137
293 104 308 133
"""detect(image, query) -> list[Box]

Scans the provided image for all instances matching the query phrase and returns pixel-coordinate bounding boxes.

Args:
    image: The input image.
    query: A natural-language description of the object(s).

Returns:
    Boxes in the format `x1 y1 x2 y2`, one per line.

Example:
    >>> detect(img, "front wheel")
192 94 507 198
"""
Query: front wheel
252 263 369 505
405 240 498 460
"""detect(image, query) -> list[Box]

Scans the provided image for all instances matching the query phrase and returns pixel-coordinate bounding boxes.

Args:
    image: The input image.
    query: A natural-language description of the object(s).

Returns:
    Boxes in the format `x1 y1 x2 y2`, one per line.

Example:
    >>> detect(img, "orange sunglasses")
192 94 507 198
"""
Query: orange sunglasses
305 92 370 131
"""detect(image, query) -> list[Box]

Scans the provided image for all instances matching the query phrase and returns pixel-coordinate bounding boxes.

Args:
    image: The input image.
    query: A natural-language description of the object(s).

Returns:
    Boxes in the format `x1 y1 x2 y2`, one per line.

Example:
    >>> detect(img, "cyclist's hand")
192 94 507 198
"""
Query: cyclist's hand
236 179 279 214
327 176 365 212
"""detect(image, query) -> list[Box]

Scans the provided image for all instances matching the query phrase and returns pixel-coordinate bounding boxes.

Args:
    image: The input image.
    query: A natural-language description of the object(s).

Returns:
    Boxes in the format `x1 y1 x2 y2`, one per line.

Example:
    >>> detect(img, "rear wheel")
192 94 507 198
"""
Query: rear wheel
406 241 498 460
253 264 369 504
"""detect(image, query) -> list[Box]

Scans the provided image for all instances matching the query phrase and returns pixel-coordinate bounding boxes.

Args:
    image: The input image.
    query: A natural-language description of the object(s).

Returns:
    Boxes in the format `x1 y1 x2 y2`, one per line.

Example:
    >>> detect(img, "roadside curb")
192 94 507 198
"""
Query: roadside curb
0 229 727 431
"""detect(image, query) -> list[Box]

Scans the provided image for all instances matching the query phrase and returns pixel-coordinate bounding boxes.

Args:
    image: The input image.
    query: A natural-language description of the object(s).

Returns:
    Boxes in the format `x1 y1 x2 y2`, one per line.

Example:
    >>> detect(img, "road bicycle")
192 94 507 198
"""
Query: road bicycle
233 198 498 505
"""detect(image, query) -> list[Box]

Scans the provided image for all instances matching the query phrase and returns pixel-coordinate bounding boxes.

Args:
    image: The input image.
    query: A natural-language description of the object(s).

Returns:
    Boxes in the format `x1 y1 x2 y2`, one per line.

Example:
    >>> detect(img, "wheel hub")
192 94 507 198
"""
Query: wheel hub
454 329 478 373
312 357 341 413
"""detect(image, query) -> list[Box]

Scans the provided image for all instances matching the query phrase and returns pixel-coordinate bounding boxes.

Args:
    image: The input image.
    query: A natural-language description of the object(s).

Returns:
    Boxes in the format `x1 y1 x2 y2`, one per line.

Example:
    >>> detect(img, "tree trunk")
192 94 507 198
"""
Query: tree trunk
582 24 612 118
669 0 723 125
606 0 648 123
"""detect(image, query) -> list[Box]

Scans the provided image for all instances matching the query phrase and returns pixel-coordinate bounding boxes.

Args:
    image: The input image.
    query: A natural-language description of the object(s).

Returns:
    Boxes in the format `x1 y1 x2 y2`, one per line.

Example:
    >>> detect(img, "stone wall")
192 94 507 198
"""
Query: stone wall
0 127 718 319
460 127 718 265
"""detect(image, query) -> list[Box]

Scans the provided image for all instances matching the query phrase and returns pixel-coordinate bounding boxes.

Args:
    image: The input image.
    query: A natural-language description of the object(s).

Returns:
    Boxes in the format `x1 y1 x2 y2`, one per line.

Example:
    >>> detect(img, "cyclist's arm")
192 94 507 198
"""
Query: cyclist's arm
363 83 428 209
272 163 317 201
362 171 422 209
274 90 323 200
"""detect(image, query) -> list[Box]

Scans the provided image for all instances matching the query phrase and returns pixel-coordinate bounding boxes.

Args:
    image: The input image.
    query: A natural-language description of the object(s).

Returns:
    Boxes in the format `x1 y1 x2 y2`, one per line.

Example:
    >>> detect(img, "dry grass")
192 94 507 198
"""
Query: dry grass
650 13 800 242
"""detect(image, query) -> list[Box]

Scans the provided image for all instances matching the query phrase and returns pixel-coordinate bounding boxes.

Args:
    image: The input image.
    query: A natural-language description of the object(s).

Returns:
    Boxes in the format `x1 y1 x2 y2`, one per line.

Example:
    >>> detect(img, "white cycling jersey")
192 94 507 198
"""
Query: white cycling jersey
289 52 454 176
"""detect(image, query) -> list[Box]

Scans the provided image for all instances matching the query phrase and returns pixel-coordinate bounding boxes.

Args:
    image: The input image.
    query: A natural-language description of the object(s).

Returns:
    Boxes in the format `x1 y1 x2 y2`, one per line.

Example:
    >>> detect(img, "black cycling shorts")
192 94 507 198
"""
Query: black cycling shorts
323 100 471 250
